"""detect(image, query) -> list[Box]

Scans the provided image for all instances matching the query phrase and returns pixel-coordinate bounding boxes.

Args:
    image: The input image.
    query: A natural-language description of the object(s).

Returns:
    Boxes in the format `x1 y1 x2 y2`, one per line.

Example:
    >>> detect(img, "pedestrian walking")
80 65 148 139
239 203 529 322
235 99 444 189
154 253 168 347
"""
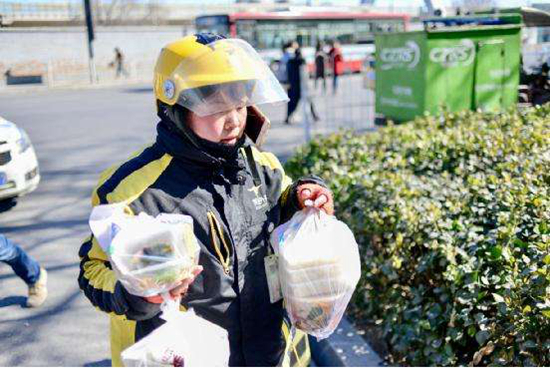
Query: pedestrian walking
277 42 293 87
314 41 327 92
0 234 48 308
78 33 334 367
329 41 343 94
285 44 304 124
299 47 320 123
110 47 129 78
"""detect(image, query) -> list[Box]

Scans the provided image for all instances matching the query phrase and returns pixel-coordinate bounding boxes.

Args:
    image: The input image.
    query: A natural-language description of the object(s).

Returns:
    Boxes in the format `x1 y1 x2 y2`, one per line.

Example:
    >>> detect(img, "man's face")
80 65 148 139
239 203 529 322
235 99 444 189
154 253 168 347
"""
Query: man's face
187 106 247 145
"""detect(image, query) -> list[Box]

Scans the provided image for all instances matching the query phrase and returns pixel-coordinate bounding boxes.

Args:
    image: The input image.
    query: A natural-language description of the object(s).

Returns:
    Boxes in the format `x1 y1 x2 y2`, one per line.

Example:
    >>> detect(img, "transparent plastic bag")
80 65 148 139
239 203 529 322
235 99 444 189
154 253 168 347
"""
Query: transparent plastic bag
121 295 230 367
89 203 201 297
271 208 361 339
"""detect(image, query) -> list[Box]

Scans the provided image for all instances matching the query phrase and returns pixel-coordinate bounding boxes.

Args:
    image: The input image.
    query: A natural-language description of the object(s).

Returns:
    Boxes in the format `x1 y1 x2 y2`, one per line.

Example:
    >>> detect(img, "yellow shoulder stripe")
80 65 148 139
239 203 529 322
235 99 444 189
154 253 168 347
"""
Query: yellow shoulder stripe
91 145 151 206
105 153 172 204
249 147 283 171
248 147 293 190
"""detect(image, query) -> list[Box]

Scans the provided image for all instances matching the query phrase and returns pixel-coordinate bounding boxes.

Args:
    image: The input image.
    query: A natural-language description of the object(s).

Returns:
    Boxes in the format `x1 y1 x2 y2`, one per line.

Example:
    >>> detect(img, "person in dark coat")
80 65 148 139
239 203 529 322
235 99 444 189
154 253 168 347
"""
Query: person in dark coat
78 33 333 367
314 41 327 92
285 45 305 124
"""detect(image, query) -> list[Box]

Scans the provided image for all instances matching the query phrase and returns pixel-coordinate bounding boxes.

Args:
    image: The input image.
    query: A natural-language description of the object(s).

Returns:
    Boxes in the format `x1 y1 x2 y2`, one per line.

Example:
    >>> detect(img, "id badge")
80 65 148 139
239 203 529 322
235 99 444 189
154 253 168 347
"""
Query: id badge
264 254 282 303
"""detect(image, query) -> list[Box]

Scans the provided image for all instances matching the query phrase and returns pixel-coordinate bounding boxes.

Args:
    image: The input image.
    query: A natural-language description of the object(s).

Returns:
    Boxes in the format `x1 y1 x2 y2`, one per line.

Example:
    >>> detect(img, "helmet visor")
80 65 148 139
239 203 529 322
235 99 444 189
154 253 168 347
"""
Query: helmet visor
169 38 289 117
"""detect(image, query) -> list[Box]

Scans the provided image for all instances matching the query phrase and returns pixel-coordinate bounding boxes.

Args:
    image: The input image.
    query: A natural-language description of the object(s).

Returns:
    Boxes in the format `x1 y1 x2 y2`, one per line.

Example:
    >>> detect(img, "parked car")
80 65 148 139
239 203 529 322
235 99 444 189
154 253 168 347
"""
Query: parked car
0 116 40 200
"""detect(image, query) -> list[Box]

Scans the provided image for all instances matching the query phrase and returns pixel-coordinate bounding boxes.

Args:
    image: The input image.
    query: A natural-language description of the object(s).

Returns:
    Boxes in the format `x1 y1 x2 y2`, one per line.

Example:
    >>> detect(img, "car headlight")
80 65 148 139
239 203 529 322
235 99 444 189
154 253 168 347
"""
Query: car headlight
16 128 31 154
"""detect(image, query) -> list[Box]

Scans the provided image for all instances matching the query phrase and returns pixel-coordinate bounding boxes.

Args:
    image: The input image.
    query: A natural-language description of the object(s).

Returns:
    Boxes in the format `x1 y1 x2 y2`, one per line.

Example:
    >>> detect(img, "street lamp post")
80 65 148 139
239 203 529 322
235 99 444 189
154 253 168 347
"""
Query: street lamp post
83 0 97 83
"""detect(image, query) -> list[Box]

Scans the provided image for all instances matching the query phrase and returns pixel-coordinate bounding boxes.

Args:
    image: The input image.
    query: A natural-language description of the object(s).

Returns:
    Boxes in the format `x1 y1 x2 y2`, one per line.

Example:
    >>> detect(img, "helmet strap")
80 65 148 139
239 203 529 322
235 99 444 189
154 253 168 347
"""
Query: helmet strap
157 101 202 150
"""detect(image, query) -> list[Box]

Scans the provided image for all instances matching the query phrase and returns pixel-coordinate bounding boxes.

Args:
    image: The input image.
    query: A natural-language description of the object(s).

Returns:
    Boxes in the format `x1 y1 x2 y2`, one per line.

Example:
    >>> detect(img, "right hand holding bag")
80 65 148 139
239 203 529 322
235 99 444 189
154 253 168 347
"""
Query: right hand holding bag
271 207 361 339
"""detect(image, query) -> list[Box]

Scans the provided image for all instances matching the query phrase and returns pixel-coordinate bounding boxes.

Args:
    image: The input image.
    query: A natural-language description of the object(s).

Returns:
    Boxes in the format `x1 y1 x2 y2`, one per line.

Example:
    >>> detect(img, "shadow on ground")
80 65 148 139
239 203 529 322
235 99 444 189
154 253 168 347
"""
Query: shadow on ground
0 199 17 213
123 87 153 94
84 359 112 366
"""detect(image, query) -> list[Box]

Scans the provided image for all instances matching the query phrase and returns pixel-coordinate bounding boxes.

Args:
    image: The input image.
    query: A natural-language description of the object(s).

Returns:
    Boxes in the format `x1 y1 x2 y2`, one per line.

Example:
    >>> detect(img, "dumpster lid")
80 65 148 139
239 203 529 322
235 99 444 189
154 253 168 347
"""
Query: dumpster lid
476 7 550 27
511 7 550 27
422 13 522 29
423 23 520 34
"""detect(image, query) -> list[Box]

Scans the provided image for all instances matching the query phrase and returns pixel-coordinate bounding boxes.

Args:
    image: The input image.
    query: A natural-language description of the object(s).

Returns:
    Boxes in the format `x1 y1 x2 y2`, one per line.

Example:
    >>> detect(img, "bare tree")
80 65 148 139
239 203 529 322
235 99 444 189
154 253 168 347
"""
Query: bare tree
86 0 167 26
452 0 497 12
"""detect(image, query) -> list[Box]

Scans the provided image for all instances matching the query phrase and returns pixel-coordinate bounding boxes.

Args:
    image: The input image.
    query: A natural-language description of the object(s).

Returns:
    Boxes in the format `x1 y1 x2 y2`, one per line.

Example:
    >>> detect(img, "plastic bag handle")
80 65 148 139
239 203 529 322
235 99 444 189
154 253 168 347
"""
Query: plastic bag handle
160 292 182 321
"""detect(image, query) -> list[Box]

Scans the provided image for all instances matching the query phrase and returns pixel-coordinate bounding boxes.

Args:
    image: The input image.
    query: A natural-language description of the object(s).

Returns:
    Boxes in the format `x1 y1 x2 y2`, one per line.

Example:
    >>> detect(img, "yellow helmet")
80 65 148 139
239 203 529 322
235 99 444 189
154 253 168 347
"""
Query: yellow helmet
154 34 288 117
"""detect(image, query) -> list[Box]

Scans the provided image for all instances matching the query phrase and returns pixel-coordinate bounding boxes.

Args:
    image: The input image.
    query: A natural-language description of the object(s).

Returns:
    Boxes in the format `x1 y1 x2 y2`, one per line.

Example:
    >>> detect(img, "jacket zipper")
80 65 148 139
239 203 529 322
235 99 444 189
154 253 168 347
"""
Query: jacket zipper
206 211 232 275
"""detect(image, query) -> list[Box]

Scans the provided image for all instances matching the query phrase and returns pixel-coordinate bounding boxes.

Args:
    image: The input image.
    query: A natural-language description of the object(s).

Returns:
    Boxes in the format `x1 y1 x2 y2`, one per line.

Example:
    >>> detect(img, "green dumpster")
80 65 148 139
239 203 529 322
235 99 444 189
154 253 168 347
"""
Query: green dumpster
375 17 521 122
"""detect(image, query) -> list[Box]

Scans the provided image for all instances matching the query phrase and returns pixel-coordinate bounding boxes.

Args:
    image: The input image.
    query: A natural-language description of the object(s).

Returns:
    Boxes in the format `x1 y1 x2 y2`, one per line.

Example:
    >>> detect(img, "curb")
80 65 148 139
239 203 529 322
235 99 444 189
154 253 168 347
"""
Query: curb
0 79 150 95
309 316 384 367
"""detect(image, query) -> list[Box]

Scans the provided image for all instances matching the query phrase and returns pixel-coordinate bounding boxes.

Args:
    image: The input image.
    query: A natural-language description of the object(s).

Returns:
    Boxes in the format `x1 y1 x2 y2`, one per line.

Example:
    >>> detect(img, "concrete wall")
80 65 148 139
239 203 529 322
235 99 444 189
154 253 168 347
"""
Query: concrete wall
0 26 192 84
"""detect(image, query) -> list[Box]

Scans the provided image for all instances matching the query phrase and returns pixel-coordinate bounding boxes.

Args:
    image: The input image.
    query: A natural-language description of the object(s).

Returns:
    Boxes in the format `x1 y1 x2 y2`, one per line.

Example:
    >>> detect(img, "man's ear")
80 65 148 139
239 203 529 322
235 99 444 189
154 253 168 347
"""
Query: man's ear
245 106 271 148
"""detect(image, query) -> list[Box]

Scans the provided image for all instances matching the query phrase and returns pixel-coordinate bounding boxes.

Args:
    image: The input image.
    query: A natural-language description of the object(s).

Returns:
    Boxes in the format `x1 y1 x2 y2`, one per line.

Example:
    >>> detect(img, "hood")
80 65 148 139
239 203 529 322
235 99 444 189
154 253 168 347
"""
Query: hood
0 117 22 143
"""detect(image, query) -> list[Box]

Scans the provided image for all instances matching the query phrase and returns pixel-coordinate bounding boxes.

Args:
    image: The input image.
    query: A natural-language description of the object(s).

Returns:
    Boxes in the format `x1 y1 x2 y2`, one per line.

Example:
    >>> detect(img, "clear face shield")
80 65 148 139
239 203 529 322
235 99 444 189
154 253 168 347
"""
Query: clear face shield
169 38 289 117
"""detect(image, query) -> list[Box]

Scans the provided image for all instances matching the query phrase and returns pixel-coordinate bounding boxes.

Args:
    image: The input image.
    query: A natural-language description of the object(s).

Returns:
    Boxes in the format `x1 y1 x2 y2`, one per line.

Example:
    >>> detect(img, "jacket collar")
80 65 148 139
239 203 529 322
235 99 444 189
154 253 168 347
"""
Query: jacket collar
155 119 250 171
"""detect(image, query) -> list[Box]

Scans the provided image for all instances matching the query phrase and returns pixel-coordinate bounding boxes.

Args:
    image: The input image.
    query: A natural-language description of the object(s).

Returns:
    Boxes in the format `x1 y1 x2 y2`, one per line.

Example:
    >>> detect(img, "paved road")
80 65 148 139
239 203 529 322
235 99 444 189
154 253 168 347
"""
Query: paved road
0 77 373 366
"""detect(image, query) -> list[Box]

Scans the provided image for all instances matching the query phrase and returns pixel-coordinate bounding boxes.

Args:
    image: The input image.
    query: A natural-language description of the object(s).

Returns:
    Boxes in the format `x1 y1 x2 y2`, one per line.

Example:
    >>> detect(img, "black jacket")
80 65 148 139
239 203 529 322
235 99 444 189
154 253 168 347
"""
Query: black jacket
78 119 324 366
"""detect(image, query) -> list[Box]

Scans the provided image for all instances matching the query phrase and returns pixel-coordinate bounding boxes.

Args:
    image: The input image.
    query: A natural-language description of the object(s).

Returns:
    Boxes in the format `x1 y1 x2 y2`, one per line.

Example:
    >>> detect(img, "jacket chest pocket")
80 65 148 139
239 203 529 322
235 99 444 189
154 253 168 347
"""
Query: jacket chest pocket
246 207 281 260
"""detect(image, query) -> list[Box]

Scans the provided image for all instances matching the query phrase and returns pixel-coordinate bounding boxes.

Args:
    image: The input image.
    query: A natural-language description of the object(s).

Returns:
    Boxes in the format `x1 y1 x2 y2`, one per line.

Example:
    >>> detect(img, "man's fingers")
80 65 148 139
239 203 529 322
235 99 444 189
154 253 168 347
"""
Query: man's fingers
300 188 312 200
298 184 334 211
170 285 188 298
314 194 328 207
144 295 164 304
170 281 190 297
191 265 203 277
145 266 203 301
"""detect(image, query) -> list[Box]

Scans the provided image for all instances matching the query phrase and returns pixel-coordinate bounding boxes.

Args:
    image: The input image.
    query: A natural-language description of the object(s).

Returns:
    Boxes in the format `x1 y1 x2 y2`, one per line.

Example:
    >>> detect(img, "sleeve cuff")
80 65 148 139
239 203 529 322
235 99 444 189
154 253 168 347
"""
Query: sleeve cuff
289 175 329 210
115 282 162 321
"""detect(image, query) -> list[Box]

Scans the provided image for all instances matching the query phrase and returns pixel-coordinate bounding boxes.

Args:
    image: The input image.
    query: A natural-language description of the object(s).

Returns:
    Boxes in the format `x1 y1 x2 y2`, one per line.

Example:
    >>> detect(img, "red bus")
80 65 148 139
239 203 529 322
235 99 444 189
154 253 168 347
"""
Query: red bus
195 10 410 76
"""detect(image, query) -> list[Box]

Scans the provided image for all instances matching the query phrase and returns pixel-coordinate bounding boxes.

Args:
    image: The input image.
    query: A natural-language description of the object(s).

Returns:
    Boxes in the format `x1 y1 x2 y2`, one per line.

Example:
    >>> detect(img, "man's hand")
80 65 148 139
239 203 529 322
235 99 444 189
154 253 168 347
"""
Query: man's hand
297 183 334 215
143 265 203 304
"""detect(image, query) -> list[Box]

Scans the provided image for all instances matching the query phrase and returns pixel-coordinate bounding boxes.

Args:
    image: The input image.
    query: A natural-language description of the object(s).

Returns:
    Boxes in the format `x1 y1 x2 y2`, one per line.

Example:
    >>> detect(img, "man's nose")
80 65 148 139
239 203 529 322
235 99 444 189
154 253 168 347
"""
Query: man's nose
224 109 241 129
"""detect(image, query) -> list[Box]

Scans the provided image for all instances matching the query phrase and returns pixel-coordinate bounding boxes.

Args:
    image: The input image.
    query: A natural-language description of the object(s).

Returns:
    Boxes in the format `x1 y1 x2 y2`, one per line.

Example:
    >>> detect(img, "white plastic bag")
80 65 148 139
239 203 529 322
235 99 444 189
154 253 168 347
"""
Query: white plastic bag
271 208 361 339
121 295 230 367
89 203 201 297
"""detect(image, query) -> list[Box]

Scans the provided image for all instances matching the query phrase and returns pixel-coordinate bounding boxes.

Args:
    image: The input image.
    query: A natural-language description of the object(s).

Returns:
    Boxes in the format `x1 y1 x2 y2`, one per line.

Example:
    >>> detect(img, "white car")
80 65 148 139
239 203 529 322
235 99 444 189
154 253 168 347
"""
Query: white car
0 116 40 200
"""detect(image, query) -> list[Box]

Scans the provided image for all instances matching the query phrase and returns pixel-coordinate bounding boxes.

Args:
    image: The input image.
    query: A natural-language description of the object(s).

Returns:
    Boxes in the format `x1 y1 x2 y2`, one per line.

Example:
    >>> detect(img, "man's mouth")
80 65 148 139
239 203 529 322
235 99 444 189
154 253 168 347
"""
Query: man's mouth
220 137 238 145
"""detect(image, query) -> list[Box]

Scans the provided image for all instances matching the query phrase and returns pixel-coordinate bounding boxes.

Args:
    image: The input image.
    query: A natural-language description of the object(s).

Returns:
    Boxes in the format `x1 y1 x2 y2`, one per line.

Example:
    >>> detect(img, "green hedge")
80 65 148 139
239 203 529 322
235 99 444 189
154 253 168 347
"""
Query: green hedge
285 107 550 366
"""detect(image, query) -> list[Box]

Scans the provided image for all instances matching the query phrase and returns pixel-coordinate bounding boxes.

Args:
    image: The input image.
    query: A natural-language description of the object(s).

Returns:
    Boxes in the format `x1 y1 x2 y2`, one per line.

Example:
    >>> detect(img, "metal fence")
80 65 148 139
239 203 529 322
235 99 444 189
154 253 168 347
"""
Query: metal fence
297 72 376 138
0 59 376 136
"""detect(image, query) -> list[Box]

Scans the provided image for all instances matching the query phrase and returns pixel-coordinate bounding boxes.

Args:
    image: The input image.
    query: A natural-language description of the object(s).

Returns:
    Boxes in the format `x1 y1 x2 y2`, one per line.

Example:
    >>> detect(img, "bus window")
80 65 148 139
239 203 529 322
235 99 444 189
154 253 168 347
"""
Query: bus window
228 13 408 50
356 20 374 43
330 20 355 44
253 20 301 49
371 19 404 33
236 20 257 47
195 15 230 37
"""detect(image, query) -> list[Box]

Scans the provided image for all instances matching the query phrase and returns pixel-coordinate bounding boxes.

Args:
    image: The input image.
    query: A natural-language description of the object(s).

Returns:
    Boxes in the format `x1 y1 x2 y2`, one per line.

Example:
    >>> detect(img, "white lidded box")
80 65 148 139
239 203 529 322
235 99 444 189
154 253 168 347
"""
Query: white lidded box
89 204 200 297
272 208 361 339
